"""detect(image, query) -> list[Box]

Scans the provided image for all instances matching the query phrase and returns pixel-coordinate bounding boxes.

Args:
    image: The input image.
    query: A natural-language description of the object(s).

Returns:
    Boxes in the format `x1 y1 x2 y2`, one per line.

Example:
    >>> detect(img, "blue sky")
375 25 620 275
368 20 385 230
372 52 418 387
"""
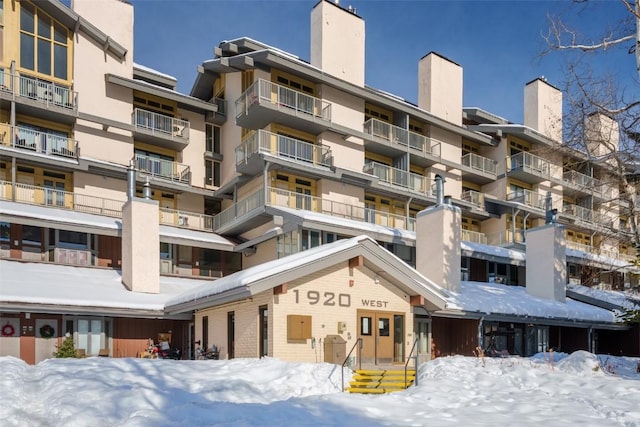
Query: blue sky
129 0 634 124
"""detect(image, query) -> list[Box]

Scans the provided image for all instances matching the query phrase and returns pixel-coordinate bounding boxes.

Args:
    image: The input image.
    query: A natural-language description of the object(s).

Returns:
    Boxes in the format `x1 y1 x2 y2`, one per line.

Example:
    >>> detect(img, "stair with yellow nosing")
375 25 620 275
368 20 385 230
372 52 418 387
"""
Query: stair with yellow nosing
346 369 416 394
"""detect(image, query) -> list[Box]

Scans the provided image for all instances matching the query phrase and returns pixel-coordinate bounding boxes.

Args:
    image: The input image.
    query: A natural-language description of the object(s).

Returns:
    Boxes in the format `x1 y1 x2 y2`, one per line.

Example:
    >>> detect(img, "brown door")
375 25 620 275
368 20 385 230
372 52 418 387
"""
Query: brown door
358 310 396 365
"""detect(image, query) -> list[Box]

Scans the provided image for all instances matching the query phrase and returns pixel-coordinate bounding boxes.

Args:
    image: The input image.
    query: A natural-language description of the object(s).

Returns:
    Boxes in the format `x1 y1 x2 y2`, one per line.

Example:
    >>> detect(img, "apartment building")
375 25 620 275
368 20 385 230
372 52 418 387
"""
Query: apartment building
1 0 638 364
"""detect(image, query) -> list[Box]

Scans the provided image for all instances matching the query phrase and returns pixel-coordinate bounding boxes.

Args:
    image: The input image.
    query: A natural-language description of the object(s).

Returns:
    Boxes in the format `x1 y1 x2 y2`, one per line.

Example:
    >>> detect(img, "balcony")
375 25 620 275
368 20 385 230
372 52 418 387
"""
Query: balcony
213 186 416 233
363 162 431 196
362 118 441 167
205 97 227 125
134 153 191 185
566 240 594 254
506 189 546 210
562 204 614 229
0 181 124 217
159 207 214 231
235 79 332 133
486 228 526 246
0 124 78 159
562 170 613 201
461 190 484 209
132 108 190 150
460 153 497 184
235 130 333 175
461 229 487 244
505 152 552 184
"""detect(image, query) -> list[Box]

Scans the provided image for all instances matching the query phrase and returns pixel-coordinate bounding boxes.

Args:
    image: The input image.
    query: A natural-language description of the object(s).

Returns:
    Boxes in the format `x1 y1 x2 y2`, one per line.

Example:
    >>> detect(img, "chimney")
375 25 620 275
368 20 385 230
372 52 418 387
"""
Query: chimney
121 167 159 294
524 77 563 142
585 112 619 157
418 52 463 126
310 0 365 86
525 223 566 303
415 175 461 292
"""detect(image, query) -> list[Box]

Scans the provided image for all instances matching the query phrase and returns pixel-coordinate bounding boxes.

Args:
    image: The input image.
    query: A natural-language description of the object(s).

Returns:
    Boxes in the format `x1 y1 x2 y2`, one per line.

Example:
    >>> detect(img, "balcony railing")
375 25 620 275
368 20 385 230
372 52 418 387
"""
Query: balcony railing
506 189 546 209
461 153 497 177
236 130 333 168
1 72 78 111
159 207 215 231
134 154 191 184
507 152 551 179
461 190 484 208
212 186 417 232
0 181 124 217
562 203 615 228
566 240 594 254
132 108 190 141
461 229 487 244
485 228 526 246
562 170 613 200
363 118 441 158
211 97 226 115
0 124 78 158
363 162 431 195
235 79 331 122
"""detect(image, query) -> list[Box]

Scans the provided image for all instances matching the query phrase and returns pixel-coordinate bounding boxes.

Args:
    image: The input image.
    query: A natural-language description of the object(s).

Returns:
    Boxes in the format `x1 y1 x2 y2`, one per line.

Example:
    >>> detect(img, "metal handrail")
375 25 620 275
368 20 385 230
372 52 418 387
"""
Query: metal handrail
405 338 419 388
341 338 362 392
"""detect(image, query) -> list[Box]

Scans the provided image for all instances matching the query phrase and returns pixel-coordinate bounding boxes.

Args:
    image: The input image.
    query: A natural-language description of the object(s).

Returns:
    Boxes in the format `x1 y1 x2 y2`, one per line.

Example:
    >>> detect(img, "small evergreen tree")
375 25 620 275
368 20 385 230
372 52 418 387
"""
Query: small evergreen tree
53 334 79 358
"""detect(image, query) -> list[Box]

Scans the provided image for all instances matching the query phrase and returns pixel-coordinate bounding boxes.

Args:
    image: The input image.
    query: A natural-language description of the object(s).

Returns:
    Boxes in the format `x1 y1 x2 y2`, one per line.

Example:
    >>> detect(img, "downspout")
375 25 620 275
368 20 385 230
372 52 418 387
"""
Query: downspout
263 161 270 206
588 326 593 353
523 212 530 243
511 208 521 244
435 174 444 206
478 316 485 351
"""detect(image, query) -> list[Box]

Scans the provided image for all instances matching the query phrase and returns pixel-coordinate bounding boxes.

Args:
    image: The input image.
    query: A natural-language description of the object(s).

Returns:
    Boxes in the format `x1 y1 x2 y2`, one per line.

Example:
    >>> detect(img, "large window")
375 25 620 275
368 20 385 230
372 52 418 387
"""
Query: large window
205 124 221 154
19 1 69 80
205 159 220 187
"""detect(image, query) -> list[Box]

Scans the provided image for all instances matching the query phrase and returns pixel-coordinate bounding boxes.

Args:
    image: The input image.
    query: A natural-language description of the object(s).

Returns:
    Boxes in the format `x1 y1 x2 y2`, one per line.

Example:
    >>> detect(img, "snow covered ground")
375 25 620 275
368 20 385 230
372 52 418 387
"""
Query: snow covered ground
1 351 639 426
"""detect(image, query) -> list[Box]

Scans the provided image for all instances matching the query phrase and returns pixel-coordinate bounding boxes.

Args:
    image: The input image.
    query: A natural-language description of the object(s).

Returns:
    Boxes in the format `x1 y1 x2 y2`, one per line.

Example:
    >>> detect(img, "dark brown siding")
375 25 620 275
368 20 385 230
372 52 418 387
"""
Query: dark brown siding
112 318 190 358
97 235 121 268
552 327 588 353
596 327 640 356
469 258 486 282
432 317 479 358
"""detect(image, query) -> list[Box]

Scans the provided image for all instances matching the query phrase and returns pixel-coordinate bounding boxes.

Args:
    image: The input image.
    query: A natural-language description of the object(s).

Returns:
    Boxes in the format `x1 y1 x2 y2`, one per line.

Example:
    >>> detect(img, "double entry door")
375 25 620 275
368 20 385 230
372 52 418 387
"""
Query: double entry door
357 310 404 365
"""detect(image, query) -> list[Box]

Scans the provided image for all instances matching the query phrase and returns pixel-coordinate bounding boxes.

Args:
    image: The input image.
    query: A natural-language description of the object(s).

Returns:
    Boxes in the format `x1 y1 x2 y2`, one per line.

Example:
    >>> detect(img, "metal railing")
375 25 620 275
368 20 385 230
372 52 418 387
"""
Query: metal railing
210 97 227 115
562 203 614 228
236 130 333 168
486 229 526 246
132 108 190 140
363 118 442 158
235 79 331 122
159 207 215 231
461 229 488 244
405 338 419 388
212 186 417 232
0 124 78 158
506 189 546 209
461 189 484 208
1 181 124 217
562 170 613 200
507 152 550 178
134 153 191 184
461 152 497 177
566 240 594 254
341 338 362 392
363 162 431 195
3 72 78 111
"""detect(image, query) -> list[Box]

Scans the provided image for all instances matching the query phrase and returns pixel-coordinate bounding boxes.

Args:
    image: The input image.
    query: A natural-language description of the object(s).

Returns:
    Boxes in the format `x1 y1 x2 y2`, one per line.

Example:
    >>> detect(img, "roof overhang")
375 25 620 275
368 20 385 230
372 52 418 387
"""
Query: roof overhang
468 124 558 147
106 74 218 114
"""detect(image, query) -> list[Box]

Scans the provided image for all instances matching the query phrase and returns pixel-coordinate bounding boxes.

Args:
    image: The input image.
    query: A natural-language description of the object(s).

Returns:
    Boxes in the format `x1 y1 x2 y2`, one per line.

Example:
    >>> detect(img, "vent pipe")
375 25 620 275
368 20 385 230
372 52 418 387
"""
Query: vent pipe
143 176 151 199
435 174 445 206
126 159 136 200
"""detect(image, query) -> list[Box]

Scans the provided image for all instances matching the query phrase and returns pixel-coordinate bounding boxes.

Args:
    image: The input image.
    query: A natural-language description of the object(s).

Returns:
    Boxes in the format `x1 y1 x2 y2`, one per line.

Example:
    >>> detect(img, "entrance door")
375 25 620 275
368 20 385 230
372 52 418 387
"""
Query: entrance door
358 310 402 365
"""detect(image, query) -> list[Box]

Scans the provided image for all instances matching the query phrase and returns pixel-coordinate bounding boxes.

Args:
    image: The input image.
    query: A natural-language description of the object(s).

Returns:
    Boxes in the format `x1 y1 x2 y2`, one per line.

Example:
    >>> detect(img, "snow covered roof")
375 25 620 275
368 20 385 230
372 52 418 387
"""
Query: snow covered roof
442 281 620 325
0 260 205 318
567 284 640 311
133 62 177 82
165 235 450 313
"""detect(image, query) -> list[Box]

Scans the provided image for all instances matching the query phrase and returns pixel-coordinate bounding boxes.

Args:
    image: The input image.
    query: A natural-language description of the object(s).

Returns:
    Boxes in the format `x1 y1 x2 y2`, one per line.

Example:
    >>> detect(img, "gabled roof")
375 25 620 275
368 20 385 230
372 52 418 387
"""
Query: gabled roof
165 235 451 314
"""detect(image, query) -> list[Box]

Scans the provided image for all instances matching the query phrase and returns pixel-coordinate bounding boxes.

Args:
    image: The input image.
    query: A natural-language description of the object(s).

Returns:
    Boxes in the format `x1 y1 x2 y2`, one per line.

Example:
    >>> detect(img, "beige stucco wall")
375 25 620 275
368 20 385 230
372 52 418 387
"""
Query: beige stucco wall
318 85 364 132
317 179 363 207
122 198 159 293
73 172 127 201
242 238 278 269
176 191 203 213
318 130 364 172
179 108 206 188
418 53 462 126
524 79 563 143
195 262 414 363
310 1 365 87
220 72 243 187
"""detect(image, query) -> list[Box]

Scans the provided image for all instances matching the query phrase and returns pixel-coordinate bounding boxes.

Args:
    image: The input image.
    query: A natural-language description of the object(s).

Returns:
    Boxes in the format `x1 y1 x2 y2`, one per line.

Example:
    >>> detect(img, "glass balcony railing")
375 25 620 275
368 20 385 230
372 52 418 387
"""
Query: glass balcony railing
363 118 441 158
236 130 333 168
562 170 613 200
0 124 78 158
159 207 215 231
1 72 78 111
132 108 190 141
362 162 431 195
461 153 497 177
134 153 191 184
461 190 484 208
235 79 331 122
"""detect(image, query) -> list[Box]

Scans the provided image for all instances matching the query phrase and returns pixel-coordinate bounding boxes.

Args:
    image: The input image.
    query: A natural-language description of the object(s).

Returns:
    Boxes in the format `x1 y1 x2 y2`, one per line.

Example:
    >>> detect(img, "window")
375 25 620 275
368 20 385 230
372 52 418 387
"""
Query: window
0 222 9 242
206 124 221 154
205 159 220 187
22 225 42 245
19 1 69 80
360 317 372 336
58 230 88 249
259 306 268 357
